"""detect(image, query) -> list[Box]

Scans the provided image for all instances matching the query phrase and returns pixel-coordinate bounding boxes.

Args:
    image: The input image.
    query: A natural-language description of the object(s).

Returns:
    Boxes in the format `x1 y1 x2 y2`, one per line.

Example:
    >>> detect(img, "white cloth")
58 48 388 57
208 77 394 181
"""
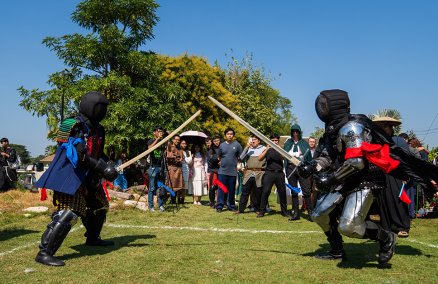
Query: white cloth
182 151 192 194
191 153 206 196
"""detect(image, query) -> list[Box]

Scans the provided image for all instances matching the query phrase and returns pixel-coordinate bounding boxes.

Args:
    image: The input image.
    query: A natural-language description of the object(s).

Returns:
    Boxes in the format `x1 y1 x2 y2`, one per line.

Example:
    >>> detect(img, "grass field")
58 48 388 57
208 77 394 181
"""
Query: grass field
1 190 437 283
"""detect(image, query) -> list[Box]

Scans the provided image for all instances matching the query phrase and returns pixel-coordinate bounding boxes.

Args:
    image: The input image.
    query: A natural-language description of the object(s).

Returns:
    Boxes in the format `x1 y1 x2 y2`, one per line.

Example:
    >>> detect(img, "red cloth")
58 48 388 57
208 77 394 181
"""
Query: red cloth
212 172 228 193
40 188 47 201
399 187 411 204
102 181 113 201
345 142 400 173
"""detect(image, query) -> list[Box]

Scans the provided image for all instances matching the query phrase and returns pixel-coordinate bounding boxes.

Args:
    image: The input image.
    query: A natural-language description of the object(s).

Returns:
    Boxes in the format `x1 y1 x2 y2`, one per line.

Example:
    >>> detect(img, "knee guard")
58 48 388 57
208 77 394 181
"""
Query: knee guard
40 210 78 255
338 188 373 238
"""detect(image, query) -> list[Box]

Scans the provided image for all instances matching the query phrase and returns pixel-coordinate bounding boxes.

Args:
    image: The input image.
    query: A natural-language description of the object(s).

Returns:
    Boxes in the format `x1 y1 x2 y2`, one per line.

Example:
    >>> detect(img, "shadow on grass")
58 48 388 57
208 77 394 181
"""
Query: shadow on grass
242 248 302 256
0 228 39 242
60 234 155 261
302 241 431 269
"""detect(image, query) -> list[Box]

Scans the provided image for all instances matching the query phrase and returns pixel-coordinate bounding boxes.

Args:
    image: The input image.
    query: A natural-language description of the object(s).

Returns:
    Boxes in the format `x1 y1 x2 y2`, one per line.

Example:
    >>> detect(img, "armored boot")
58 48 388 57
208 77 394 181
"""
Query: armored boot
315 230 346 260
83 209 114 246
35 210 78 266
365 221 396 264
289 196 301 221
377 230 396 264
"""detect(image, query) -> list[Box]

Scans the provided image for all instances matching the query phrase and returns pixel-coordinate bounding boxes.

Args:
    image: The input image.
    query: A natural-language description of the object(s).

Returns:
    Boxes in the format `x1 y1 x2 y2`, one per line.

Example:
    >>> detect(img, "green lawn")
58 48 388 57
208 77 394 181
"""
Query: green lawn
1 193 437 283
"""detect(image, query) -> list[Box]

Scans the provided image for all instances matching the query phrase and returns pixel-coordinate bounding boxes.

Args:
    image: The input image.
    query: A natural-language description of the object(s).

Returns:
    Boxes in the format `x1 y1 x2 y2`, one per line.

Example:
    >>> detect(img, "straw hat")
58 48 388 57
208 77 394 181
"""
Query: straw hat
372 116 401 126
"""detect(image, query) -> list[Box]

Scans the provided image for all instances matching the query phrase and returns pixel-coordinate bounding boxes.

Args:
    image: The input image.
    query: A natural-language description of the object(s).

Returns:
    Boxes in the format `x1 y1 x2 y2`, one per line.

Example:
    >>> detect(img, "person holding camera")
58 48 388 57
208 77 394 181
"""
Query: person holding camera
0 137 18 191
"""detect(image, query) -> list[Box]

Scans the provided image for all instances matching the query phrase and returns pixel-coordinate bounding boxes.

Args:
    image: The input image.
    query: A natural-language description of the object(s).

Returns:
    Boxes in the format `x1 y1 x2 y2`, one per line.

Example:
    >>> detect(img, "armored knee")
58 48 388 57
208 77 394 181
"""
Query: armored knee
312 213 330 232
338 217 366 238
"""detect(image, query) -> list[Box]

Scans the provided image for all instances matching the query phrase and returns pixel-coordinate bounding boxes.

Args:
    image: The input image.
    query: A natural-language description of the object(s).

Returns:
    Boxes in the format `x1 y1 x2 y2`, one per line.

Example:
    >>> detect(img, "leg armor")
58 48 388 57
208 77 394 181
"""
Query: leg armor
82 208 114 246
338 188 374 238
35 210 78 266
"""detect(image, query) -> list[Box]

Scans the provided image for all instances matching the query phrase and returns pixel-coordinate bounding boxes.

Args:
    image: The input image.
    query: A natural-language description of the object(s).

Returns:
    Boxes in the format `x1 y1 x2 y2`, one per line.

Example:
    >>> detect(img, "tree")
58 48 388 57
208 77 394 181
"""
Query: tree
159 54 247 142
9 144 31 165
309 126 325 140
368 108 402 135
224 52 295 136
18 0 183 154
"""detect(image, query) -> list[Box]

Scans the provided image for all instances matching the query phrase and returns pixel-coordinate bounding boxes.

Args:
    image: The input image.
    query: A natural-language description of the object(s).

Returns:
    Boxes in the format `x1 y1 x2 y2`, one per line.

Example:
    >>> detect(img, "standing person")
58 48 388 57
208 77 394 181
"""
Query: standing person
216 127 242 213
372 117 412 238
237 135 266 215
147 126 166 212
399 133 421 220
180 139 192 204
308 136 318 207
113 152 128 191
308 137 317 158
258 134 290 217
191 144 207 205
284 124 312 220
165 135 184 205
207 135 221 208
0 138 18 191
34 91 118 266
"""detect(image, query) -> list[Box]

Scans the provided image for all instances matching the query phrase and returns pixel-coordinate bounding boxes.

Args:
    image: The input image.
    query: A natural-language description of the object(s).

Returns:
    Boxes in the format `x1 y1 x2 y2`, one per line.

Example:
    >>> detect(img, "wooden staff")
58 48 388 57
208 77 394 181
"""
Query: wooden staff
117 110 202 170
208 96 302 166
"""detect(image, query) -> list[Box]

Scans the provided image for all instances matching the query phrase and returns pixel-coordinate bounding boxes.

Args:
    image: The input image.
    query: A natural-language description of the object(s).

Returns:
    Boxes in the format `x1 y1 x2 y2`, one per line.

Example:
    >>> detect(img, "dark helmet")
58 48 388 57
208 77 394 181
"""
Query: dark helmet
79 91 109 123
315 89 350 134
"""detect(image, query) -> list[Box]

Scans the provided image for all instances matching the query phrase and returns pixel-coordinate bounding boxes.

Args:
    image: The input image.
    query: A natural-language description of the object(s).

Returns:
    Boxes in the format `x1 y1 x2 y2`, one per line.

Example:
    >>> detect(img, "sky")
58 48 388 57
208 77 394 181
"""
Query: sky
1 0 438 156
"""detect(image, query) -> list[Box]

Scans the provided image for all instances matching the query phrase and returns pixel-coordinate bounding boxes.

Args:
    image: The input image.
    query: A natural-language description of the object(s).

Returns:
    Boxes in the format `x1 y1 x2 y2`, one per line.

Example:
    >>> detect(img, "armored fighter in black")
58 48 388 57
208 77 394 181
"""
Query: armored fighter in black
299 89 438 264
34 91 118 266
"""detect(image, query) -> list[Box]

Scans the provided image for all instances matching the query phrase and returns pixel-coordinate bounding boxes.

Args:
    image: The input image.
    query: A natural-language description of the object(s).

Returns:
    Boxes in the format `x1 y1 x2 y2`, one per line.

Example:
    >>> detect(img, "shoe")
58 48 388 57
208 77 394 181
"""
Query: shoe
216 208 222 213
256 212 265 218
249 207 256 213
265 207 273 213
193 201 197 205
289 210 300 221
159 206 165 212
315 249 346 260
397 231 409 238
149 208 155 212
378 232 396 264
197 202 201 205
35 251 65 266
281 211 292 218
233 211 242 215
86 238 115 246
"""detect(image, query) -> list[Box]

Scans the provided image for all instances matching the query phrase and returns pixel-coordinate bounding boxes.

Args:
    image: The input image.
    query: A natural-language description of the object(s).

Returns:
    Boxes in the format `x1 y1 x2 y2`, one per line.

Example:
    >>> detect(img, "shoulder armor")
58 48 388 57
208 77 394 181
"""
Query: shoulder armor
56 117 82 143
338 121 371 149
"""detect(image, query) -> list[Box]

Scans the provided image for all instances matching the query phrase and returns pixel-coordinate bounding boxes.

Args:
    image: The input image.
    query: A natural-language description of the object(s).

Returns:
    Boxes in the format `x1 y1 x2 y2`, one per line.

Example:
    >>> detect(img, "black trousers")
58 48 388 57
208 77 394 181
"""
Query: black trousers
261 171 287 213
239 176 261 212
208 172 218 205
286 165 311 197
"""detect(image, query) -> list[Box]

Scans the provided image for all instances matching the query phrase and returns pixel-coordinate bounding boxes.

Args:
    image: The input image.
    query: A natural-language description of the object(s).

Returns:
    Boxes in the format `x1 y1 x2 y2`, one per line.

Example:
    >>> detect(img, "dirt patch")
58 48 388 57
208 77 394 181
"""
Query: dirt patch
0 189 55 213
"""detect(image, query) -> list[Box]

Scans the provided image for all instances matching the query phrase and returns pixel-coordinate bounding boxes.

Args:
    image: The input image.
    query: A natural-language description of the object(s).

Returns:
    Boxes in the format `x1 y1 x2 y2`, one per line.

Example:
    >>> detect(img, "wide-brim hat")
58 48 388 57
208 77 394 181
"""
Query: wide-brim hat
372 116 401 126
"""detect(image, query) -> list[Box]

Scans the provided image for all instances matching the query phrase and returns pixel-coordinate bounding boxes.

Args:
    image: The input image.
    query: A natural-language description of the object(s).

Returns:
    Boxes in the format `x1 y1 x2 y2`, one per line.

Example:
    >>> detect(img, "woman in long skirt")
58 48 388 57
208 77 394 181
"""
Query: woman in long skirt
191 144 207 205
180 139 192 203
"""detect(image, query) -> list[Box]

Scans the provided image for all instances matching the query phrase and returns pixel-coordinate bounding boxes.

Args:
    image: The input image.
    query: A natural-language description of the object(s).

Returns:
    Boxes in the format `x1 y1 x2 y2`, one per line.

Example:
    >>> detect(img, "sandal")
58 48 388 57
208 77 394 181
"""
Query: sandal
398 230 409 238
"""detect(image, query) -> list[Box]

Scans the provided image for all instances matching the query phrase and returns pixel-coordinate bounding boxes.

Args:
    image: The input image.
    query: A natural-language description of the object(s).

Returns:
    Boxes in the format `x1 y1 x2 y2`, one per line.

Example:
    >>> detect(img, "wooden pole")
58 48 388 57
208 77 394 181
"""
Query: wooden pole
208 96 301 166
117 110 202 170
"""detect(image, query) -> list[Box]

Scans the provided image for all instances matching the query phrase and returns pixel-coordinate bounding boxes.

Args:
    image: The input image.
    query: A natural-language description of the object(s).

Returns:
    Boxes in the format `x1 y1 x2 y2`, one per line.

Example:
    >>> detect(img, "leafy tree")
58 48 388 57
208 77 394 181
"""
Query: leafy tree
9 144 31 165
224 52 295 136
18 0 183 154
159 54 247 142
368 108 402 135
309 126 325 140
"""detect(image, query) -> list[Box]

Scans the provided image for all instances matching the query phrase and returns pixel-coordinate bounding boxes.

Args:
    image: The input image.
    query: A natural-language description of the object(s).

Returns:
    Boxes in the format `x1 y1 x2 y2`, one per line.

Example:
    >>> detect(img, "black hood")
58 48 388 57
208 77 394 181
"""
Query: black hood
315 89 350 134
79 91 109 123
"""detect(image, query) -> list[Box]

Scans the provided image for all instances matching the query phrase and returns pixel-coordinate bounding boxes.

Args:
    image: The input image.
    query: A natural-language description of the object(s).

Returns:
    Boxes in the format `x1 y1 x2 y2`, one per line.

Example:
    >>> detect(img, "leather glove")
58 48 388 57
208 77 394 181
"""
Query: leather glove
314 172 336 192
297 160 317 178
94 159 118 181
